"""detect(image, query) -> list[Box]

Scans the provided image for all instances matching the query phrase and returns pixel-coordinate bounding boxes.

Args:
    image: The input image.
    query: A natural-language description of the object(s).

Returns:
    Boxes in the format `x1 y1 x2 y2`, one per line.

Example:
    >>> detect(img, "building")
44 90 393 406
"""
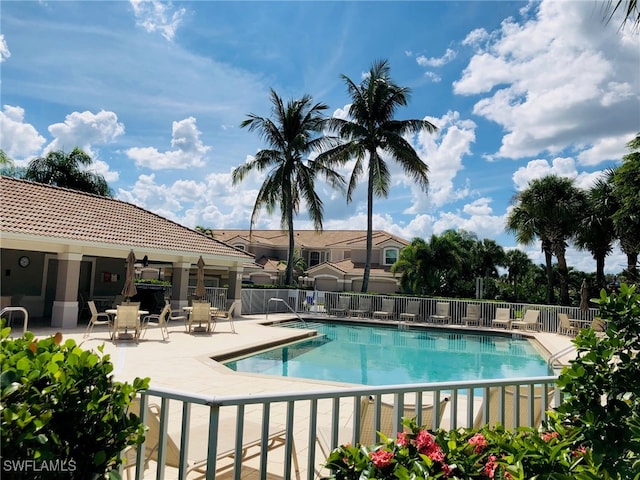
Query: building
0 176 255 328
212 229 409 293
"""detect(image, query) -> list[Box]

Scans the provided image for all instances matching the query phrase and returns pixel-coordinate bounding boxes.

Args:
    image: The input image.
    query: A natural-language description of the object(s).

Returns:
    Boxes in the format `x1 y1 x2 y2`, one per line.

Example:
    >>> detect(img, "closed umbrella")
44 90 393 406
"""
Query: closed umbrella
122 250 138 301
579 279 590 315
195 256 206 300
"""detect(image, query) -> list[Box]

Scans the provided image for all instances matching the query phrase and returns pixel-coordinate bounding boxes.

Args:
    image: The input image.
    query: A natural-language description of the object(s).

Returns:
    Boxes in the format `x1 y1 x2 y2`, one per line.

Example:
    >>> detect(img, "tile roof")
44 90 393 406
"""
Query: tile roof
0 176 253 260
213 229 409 248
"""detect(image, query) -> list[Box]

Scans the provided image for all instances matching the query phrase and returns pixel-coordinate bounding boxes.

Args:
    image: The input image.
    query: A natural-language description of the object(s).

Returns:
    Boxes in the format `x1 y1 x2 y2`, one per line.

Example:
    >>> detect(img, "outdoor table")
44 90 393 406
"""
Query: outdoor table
183 306 219 332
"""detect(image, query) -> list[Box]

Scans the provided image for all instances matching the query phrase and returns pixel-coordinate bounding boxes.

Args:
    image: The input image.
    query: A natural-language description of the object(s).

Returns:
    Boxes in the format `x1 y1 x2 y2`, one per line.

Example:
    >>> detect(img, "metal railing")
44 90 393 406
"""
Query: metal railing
129 376 559 480
1 306 29 335
266 298 306 326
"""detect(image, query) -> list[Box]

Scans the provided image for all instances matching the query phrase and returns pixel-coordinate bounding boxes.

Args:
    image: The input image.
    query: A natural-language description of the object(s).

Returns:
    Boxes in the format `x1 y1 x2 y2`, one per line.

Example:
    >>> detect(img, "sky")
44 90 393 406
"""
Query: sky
1 0 639 275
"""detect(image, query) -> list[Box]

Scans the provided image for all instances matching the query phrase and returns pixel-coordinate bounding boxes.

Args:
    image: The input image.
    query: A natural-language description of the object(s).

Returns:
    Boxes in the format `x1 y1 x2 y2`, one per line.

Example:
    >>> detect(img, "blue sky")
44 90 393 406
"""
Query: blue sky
1 1 638 274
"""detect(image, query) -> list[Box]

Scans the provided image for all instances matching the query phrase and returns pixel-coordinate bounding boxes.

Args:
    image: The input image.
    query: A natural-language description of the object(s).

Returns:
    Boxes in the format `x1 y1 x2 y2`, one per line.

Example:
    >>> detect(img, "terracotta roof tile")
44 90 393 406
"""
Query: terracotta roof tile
213 229 409 248
0 176 253 260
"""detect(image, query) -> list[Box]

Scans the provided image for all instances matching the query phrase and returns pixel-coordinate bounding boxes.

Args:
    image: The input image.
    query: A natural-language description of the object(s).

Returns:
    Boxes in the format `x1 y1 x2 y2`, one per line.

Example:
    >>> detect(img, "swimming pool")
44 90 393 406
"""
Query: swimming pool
224 321 552 386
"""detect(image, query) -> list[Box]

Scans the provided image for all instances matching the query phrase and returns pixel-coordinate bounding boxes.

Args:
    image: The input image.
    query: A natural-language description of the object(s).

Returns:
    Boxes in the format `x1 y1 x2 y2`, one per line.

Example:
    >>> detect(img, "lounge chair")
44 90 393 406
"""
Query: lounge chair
142 304 170 340
399 300 421 322
473 385 555 430
359 396 449 445
212 301 238 333
429 302 451 324
491 308 512 329
113 304 142 343
186 301 213 333
84 300 112 338
330 296 351 317
511 309 540 331
124 398 299 480
372 298 395 320
591 317 606 333
557 313 580 336
349 297 372 318
461 304 482 326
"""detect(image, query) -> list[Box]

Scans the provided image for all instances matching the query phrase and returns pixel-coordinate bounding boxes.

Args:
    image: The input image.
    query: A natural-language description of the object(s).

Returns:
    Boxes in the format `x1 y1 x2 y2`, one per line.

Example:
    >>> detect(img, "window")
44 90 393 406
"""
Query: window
233 244 245 251
383 248 398 266
309 251 321 267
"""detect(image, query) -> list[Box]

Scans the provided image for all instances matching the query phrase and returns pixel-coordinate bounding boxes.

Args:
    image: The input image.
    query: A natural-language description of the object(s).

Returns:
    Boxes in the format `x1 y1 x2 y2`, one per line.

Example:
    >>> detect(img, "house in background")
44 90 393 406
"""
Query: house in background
212 230 409 293
0 177 256 328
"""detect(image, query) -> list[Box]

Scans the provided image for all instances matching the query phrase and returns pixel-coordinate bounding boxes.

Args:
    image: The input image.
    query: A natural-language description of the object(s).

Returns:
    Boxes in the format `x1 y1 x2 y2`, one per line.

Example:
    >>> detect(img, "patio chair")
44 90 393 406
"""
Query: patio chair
359 396 450 445
212 300 238 334
372 298 395 320
142 304 170 341
187 301 213 333
349 296 372 318
511 309 540 331
84 300 112 338
330 296 351 317
113 304 142 343
491 308 512 329
461 304 482 326
591 317 606 333
557 313 580 336
124 398 300 480
429 302 451 324
473 386 555 430
399 300 421 322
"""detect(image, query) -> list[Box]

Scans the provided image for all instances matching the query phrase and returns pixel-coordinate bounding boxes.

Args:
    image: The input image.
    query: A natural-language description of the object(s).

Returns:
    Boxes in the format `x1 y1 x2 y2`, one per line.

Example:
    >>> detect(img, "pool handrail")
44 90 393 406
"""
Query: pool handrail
266 298 307 327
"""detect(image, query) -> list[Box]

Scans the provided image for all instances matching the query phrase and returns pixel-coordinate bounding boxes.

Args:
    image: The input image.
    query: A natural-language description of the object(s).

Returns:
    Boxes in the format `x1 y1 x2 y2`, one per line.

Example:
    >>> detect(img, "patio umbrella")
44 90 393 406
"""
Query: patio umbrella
195 256 206 300
121 250 138 301
579 279 590 315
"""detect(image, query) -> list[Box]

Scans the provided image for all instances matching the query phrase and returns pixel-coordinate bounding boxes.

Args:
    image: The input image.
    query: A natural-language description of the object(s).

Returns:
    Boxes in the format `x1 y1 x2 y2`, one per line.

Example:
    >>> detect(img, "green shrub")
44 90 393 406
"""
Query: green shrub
1 326 149 479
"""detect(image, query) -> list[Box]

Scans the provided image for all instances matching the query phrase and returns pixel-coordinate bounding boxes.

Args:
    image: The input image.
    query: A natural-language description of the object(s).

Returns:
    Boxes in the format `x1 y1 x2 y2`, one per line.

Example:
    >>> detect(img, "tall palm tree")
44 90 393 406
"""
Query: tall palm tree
24 147 112 197
506 175 587 305
505 249 534 302
575 171 617 289
232 89 344 285
318 59 437 292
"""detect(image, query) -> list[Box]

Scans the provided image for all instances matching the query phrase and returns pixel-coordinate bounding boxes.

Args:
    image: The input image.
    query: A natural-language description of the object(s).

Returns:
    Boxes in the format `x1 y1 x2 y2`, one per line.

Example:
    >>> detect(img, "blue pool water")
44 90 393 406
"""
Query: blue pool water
224 321 552 386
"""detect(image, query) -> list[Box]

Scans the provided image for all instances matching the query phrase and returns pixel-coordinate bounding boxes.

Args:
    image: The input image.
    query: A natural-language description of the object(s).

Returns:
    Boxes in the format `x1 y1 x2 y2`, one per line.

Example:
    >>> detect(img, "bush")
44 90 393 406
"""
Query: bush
1 326 149 479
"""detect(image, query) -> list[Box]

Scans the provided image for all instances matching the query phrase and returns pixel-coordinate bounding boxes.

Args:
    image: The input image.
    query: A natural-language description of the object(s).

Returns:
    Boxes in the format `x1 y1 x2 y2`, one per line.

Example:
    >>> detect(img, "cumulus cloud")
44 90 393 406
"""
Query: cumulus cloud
130 0 186 41
0 105 46 162
453 0 640 162
46 110 125 153
416 48 456 67
511 156 607 192
0 34 10 62
126 117 210 170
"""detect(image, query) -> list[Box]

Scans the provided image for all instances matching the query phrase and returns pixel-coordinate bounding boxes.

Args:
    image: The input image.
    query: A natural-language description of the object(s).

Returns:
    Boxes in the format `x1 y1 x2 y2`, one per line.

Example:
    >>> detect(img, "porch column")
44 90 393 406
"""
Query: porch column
51 252 83 328
171 262 191 311
227 266 243 316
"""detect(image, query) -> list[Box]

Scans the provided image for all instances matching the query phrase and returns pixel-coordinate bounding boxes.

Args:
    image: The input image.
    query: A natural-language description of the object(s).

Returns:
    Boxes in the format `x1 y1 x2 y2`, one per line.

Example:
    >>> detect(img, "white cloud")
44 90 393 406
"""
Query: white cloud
416 48 456 67
125 117 210 170
46 110 125 153
576 134 631 166
511 156 608 192
432 208 506 240
130 0 186 42
423 71 442 83
453 0 640 161
0 34 10 62
0 105 46 162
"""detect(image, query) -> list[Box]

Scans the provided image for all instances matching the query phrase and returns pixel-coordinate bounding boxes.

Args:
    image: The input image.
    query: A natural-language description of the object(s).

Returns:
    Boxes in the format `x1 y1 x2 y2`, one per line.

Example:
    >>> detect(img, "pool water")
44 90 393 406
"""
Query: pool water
224 321 552 386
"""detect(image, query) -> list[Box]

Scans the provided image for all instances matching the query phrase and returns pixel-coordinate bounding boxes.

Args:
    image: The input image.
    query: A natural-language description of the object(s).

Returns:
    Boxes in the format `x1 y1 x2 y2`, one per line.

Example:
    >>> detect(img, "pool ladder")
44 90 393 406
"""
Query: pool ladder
547 344 576 368
266 298 307 327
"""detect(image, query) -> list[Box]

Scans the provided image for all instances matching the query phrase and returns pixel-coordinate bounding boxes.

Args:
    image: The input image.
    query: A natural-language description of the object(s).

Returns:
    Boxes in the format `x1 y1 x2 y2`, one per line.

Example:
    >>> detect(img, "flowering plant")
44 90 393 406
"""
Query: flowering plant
323 415 598 479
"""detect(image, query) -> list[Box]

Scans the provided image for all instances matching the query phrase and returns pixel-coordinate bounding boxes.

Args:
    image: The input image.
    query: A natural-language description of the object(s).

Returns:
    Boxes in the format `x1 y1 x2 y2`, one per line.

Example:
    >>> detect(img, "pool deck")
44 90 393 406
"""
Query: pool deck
21 314 577 479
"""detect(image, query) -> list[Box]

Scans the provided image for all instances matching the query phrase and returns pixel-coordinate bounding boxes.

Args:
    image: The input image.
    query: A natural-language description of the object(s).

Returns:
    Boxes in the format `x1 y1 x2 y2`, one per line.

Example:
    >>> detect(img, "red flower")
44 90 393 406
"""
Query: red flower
397 431 410 447
483 454 498 479
416 429 436 453
541 431 559 442
369 449 394 469
468 432 488 453
572 445 588 457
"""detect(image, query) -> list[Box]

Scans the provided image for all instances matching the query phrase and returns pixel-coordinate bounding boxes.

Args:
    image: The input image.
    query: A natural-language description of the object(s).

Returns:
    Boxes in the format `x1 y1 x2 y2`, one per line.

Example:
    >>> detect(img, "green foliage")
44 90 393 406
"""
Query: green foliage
323 418 598 479
555 283 640 478
0 327 149 479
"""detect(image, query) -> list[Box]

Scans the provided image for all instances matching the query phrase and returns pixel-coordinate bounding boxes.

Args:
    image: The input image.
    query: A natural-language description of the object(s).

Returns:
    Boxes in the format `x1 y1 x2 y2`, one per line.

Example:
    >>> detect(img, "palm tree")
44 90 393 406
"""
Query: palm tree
506 175 587 305
23 147 112 197
232 89 344 285
505 249 534 302
603 0 640 31
575 171 617 290
318 60 437 292
391 237 428 294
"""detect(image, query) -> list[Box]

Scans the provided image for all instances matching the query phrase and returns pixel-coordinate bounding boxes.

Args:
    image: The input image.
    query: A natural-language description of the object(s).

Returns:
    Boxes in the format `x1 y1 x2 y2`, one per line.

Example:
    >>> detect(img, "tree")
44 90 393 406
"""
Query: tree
506 175 587 305
575 171 618 290
505 249 534 302
319 60 437 292
391 237 428 294
0 149 26 178
23 147 112 197
233 89 344 285
603 0 640 31
612 133 640 283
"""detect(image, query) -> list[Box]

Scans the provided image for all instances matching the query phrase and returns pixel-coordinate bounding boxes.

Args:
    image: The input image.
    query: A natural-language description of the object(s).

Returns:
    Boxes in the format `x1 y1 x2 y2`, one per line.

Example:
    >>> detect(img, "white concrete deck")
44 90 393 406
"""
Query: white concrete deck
22 314 577 479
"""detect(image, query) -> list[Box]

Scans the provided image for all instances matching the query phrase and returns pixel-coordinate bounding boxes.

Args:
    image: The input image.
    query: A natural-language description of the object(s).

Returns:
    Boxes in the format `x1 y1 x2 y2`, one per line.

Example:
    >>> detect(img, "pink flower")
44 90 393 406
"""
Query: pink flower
441 463 452 477
572 445 588 457
369 449 394 469
428 445 446 462
416 429 436 453
504 471 514 480
483 454 498 479
468 432 488 453
397 431 410 447
541 431 559 442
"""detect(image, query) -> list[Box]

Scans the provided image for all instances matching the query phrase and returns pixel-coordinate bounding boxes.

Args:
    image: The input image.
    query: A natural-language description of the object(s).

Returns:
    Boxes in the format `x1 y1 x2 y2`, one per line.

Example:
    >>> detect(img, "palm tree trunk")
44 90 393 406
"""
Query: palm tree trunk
361 160 375 293
626 251 639 282
595 250 606 289
285 210 295 286
543 240 555 304
555 249 570 305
